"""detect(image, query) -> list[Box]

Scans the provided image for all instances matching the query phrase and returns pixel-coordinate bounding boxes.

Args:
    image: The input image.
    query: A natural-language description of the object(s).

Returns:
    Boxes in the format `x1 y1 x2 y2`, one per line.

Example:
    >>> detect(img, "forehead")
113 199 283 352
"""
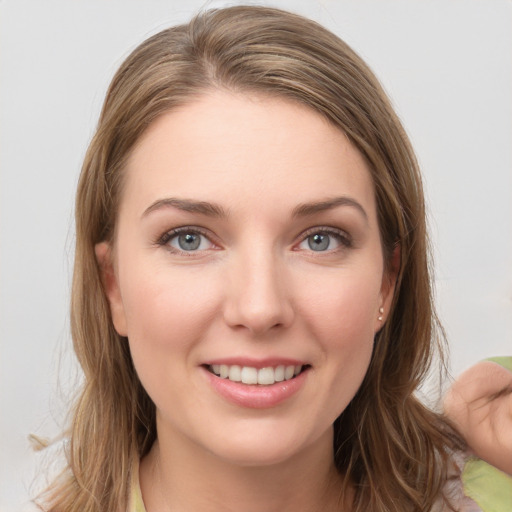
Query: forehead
121 90 376 220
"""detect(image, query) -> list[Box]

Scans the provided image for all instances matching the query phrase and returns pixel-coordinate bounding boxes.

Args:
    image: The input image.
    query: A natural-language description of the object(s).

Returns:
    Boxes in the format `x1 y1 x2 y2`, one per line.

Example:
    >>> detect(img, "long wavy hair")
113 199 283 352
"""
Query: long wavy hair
40 6 462 511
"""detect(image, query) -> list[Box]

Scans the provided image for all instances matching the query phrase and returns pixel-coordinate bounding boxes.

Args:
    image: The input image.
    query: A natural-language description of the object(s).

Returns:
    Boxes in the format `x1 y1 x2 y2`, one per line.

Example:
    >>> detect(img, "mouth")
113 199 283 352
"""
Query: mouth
205 364 310 386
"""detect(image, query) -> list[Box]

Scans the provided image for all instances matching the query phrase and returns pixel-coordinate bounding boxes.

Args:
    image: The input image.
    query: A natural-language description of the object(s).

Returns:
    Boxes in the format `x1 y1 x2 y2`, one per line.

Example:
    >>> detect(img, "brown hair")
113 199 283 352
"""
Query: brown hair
40 6 462 511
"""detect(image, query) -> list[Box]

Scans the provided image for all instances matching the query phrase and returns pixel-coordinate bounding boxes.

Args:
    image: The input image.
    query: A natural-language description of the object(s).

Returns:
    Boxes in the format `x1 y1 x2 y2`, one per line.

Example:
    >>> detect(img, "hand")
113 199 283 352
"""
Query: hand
444 360 512 475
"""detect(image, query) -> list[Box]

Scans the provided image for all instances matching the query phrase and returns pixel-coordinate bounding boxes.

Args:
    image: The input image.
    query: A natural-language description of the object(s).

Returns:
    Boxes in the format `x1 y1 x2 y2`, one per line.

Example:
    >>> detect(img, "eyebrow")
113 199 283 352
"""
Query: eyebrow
142 196 368 222
142 198 228 219
292 196 368 222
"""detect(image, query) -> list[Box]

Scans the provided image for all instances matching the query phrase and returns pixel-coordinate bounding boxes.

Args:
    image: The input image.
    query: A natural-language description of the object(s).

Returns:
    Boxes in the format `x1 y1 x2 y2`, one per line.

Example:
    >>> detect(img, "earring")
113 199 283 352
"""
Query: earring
378 307 384 321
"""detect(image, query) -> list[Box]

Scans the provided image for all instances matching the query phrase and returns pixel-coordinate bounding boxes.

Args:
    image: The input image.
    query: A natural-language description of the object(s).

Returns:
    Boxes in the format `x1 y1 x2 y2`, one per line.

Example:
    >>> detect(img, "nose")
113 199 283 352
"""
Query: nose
222 249 295 336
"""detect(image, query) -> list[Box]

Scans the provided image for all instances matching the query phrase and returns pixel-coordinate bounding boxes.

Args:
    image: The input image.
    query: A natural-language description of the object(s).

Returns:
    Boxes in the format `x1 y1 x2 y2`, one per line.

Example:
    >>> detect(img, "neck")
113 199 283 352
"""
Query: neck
139 427 350 512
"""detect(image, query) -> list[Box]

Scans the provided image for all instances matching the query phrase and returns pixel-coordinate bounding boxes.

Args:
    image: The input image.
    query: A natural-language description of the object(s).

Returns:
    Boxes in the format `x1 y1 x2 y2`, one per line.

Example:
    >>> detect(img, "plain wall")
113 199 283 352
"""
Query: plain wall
1 1 511 509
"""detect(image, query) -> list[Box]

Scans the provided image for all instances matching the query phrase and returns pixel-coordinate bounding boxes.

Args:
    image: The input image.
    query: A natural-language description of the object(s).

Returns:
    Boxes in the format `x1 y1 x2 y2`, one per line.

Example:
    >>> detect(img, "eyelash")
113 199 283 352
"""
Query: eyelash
296 226 353 253
156 226 217 255
155 226 352 255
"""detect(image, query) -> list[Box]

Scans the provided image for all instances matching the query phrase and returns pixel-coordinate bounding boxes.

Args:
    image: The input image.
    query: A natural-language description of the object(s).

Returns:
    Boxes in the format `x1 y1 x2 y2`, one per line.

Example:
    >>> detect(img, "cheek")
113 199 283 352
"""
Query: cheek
297 270 381 409
119 262 221 358
299 269 382 343
119 263 224 416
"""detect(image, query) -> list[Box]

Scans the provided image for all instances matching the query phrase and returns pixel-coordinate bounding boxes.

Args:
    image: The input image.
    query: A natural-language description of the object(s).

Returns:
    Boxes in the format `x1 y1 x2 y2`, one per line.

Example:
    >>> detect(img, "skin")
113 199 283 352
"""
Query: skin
444 360 512 475
96 90 397 512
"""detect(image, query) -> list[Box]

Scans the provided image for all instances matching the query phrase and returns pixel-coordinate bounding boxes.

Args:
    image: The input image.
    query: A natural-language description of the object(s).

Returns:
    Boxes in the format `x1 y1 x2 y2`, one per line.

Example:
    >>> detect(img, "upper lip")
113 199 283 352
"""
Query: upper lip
202 357 309 369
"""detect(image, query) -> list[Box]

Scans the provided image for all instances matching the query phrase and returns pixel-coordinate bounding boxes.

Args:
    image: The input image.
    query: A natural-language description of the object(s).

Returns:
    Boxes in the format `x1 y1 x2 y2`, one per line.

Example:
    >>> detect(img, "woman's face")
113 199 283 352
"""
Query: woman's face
97 91 396 467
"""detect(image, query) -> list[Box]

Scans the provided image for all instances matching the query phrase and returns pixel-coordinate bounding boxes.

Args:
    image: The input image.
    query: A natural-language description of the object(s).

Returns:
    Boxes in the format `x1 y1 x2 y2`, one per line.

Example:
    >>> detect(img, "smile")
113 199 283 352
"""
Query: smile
208 364 305 386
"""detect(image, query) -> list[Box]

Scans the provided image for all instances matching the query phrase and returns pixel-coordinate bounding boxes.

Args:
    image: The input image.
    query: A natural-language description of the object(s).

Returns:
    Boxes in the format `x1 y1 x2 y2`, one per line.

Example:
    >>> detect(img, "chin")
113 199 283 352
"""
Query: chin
213 443 303 468
205 422 331 469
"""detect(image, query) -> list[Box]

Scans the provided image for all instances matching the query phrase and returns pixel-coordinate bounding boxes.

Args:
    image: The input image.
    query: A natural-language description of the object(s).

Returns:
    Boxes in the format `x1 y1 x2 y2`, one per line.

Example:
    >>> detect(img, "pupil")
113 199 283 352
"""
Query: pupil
178 233 200 251
308 233 329 251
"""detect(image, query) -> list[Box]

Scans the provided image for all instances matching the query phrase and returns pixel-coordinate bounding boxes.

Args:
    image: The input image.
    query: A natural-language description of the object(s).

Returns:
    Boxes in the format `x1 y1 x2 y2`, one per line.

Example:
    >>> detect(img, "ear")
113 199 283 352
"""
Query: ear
375 244 400 331
95 241 128 337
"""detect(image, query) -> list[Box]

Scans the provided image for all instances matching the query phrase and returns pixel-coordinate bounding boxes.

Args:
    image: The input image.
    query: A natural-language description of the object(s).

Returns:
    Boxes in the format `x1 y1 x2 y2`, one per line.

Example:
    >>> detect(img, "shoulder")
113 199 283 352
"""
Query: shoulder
441 450 512 512
461 455 512 512
440 451 482 512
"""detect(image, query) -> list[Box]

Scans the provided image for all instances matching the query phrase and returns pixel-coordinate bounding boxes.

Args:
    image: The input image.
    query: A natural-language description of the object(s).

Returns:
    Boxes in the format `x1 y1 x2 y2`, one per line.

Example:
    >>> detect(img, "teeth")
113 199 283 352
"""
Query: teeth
228 365 242 382
274 365 285 382
241 366 258 384
284 365 295 380
219 365 229 379
258 367 275 385
210 364 304 385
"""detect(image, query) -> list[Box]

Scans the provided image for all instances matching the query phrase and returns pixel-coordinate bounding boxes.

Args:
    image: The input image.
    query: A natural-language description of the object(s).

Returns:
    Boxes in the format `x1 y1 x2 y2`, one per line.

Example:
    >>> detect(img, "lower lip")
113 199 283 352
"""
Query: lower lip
203 367 308 409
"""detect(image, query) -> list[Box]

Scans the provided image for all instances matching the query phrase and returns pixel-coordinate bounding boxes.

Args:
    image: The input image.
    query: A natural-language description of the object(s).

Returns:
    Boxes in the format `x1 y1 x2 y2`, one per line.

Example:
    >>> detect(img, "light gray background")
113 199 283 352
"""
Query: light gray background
1 1 511 510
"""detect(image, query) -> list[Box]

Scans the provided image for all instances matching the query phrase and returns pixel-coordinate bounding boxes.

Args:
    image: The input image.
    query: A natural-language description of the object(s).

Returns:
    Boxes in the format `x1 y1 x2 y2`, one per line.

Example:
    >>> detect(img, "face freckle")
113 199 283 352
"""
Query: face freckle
99 90 396 468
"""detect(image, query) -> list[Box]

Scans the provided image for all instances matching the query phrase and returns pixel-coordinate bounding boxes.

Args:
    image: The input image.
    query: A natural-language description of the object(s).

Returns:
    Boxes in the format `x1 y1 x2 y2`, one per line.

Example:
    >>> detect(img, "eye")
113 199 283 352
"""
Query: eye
158 228 216 253
297 229 351 252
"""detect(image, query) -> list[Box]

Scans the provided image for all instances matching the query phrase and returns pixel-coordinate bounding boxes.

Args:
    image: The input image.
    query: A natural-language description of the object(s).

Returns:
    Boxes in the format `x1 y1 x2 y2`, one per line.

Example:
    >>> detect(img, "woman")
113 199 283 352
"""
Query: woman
37 6 494 511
